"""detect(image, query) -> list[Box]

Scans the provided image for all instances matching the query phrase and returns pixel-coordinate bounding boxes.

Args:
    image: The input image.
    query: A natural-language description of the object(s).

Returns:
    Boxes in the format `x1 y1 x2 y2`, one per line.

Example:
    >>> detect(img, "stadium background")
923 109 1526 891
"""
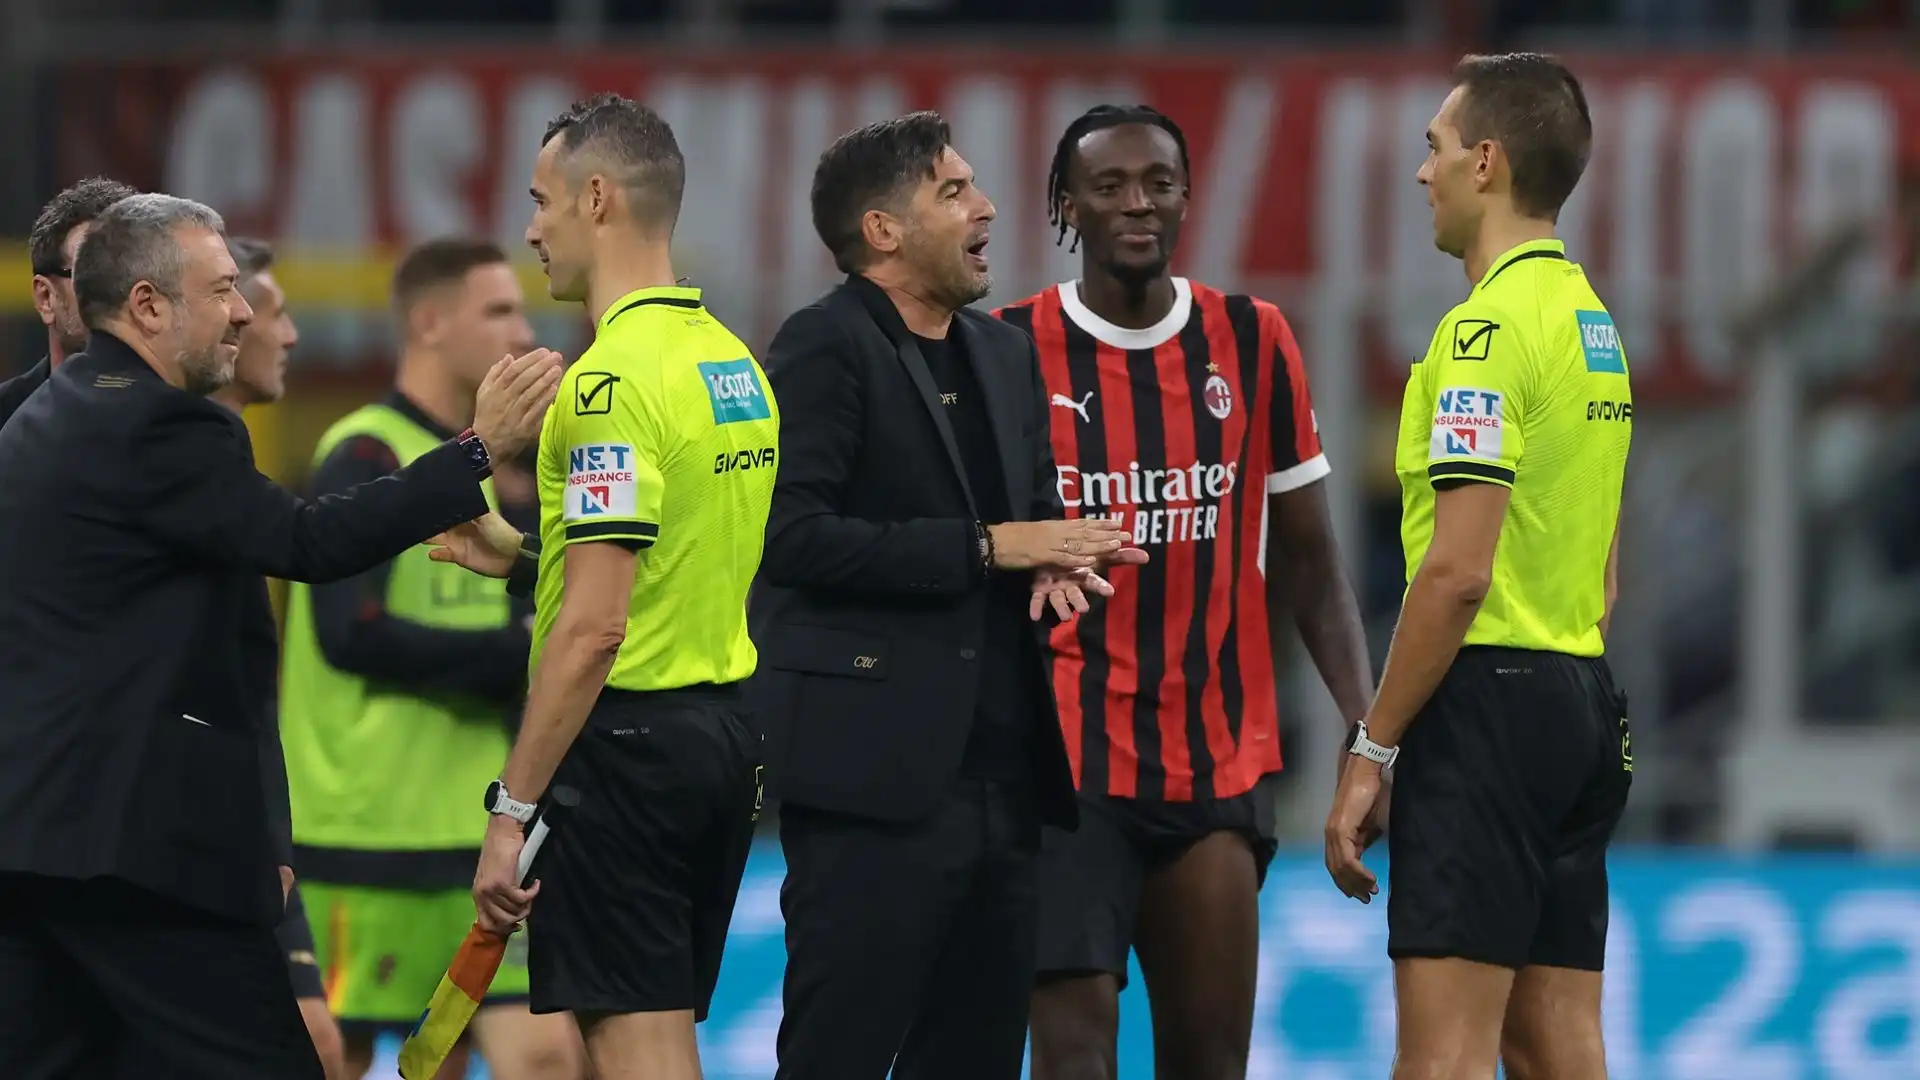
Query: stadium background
4 0 1920 1075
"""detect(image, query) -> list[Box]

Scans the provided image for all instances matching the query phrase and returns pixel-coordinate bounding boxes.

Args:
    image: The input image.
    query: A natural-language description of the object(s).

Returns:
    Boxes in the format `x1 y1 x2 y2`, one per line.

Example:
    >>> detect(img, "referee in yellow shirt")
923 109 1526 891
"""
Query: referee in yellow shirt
1323 54 1631 1080
459 92 777 1080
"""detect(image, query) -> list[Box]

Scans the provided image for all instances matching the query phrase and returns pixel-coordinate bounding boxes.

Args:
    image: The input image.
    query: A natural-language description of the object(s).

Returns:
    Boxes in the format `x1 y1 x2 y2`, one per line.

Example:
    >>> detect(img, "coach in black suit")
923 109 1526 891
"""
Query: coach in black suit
0 193 558 1079
754 111 1145 1080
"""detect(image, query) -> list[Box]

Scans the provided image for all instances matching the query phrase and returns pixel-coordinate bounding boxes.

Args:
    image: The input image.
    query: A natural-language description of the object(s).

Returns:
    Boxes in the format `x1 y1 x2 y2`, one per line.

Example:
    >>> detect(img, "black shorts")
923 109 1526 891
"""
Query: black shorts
527 685 761 1021
1387 645 1632 971
274 884 325 1001
1035 773 1279 988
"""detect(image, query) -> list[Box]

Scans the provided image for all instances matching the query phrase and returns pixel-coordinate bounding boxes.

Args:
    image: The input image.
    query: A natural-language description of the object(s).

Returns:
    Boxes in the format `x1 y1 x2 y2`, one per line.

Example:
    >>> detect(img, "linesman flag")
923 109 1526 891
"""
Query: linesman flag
397 786 580 1080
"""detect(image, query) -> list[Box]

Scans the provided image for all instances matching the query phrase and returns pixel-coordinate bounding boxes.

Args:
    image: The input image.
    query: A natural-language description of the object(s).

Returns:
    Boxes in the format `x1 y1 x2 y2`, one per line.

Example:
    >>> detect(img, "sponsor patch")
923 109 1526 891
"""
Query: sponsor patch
699 359 772 425
1430 387 1504 463
574 371 619 415
1576 310 1625 373
563 443 638 521
1452 318 1499 361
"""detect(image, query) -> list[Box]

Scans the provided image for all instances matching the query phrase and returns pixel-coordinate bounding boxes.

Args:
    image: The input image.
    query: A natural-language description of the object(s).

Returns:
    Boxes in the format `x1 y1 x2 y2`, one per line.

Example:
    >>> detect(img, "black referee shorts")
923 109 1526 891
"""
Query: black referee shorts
1387 646 1631 972
1036 774 1279 988
526 684 761 1021
274 883 325 1000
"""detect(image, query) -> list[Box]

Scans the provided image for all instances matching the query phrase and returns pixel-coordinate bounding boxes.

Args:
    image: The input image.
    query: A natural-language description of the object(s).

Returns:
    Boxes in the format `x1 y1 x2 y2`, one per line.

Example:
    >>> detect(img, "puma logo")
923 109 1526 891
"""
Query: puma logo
1050 390 1093 423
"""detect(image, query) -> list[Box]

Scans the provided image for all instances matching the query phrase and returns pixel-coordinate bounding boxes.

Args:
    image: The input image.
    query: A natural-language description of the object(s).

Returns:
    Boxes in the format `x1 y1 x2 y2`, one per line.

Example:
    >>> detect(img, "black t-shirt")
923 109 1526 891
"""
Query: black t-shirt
915 332 1044 783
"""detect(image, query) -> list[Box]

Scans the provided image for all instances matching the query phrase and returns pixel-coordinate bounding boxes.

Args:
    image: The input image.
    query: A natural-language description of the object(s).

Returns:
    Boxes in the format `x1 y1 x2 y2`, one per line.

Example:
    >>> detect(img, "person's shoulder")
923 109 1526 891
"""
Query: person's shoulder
957 305 1031 351
988 284 1060 327
767 295 861 366
1425 291 1533 364
1197 280 1298 335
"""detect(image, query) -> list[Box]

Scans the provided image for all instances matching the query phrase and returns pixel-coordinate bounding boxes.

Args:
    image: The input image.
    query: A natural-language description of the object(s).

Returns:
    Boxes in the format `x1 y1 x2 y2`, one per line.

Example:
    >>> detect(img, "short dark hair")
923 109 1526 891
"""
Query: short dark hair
391 236 509 316
810 111 952 274
226 236 274 290
542 93 685 230
28 176 138 277
1046 104 1193 254
1449 52 1592 221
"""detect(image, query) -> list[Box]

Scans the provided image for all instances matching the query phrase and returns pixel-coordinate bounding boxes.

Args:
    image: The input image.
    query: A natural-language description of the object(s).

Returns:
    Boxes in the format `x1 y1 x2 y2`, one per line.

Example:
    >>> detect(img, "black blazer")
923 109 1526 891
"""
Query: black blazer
0 333 490 927
0 355 50 431
751 275 1076 829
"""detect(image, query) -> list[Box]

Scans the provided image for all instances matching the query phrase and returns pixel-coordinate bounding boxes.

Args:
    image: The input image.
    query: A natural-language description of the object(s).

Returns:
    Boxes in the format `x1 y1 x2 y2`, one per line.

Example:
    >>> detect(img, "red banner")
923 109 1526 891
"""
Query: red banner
53 50 1920 401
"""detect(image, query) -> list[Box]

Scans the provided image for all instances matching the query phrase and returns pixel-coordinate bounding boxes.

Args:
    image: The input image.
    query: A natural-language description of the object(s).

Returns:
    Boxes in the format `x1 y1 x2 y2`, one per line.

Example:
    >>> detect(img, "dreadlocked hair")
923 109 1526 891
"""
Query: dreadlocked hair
1046 104 1193 253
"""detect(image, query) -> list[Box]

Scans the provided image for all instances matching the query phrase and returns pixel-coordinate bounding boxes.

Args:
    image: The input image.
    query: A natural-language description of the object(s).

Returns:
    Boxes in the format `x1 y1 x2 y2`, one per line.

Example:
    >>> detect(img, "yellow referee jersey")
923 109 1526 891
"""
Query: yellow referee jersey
1394 239 1630 657
531 285 780 690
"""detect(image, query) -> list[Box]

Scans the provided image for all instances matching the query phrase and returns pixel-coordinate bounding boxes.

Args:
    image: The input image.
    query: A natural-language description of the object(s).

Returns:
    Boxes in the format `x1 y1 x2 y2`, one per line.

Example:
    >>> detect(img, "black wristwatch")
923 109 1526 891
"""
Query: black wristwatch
454 427 494 481
506 533 541 599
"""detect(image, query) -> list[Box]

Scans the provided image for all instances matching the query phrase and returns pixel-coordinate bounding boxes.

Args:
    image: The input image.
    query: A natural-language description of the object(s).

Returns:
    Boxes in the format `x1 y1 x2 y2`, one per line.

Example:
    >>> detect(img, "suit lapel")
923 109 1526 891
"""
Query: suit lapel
846 276 979 519
951 315 1024 514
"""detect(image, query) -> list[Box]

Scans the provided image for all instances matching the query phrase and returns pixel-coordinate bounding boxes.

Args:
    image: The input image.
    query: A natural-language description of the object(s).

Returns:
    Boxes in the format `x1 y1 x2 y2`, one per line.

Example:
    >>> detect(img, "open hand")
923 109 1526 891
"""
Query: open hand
472 348 563 459
426 511 526 579
1029 567 1113 622
990 518 1151 573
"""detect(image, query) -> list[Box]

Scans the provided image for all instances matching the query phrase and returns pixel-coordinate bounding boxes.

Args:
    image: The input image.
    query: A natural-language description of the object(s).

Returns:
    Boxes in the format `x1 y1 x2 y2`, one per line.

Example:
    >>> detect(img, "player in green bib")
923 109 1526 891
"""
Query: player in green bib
446 93 776 1080
278 238 585 1080
1322 54 1631 1080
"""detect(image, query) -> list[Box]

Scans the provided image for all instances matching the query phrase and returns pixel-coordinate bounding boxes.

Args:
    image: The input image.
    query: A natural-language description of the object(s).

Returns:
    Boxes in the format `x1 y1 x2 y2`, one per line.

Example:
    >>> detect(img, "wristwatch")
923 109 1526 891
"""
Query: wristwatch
1346 721 1399 768
483 779 536 824
506 533 542 599
454 427 495 481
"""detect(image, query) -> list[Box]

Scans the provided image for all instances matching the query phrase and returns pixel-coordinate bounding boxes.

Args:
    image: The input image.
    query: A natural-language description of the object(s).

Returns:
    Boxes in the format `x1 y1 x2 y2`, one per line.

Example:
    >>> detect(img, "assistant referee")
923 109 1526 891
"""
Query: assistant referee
465 93 776 1080
1322 53 1631 1080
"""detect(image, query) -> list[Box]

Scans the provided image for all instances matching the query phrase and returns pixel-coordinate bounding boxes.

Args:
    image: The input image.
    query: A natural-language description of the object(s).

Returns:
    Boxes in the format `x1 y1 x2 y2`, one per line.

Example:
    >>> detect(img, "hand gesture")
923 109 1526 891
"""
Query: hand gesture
279 865 295 908
473 817 540 937
989 518 1151 572
1029 567 1113 622
472 348 563 459
1324 756 1384 903
426 512 526 579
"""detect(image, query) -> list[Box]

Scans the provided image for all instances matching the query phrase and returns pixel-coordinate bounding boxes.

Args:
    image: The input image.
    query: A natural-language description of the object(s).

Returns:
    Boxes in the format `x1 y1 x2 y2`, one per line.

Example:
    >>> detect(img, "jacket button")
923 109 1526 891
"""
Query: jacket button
960 648 976 660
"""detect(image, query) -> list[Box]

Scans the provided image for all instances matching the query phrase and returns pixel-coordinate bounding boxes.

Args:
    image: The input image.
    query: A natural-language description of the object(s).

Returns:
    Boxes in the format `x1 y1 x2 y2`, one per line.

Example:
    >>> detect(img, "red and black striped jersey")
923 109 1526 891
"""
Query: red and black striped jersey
994 278 1328 802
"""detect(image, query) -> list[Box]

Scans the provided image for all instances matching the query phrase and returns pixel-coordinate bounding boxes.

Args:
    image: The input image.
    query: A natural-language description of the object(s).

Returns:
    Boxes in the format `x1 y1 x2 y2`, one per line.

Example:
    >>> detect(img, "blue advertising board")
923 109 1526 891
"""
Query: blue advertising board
370 846 1920 1080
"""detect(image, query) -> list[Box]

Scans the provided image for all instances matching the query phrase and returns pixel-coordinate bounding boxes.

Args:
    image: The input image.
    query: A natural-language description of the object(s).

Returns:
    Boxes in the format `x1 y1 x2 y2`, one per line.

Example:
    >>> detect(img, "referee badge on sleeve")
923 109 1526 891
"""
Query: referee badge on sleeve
1451 319 1499 361
1430 388 1504 462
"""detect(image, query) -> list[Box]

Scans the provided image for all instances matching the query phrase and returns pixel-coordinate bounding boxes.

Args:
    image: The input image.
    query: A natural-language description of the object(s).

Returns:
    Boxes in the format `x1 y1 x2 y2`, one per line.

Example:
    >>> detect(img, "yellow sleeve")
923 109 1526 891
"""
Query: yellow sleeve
1422 298 1531 489
552 358 667 548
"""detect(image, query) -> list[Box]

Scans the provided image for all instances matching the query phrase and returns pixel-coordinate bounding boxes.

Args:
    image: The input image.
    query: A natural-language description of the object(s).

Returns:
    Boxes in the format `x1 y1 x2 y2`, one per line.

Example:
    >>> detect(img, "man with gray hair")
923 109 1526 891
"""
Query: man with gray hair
0 193 562 1078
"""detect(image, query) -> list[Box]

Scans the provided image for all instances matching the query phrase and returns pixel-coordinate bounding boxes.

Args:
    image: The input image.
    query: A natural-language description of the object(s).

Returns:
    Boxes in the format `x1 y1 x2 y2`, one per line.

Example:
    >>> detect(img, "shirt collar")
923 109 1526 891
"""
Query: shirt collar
597 285 704 332
1473 238 1567 294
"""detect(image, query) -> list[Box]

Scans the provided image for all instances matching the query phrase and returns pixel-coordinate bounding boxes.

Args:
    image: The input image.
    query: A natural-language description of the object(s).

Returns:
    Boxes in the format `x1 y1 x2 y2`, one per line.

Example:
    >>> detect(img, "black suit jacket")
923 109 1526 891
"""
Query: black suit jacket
0 356 51 431
752 275 1077 829
0 334 490 926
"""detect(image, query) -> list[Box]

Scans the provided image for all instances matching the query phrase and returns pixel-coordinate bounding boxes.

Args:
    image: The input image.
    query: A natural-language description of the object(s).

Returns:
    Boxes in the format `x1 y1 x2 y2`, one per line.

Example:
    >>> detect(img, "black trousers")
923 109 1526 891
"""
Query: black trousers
0 873 323 1080
775 780 1040 1080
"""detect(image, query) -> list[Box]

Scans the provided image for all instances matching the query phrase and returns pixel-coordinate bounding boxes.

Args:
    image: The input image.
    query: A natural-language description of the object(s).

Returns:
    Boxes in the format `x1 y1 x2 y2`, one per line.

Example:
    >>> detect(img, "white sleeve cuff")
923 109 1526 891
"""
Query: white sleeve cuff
1266 453 1331 494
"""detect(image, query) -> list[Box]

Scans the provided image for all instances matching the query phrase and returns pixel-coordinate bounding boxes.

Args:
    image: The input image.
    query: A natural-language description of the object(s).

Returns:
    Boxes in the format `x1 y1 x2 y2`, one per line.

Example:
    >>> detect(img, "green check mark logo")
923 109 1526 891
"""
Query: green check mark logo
575 371 619 415
1453 320 1500 361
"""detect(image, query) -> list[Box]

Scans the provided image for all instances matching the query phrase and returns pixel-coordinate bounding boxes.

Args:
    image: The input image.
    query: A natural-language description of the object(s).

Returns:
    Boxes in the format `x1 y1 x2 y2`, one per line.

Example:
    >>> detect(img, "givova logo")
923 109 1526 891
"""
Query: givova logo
700 359 772 425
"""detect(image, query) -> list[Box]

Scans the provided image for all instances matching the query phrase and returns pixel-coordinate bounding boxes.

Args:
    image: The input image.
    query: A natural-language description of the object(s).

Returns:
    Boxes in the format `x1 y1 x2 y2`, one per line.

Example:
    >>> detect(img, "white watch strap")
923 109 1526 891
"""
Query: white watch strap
491 787 537 824
1349 732 1399 767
